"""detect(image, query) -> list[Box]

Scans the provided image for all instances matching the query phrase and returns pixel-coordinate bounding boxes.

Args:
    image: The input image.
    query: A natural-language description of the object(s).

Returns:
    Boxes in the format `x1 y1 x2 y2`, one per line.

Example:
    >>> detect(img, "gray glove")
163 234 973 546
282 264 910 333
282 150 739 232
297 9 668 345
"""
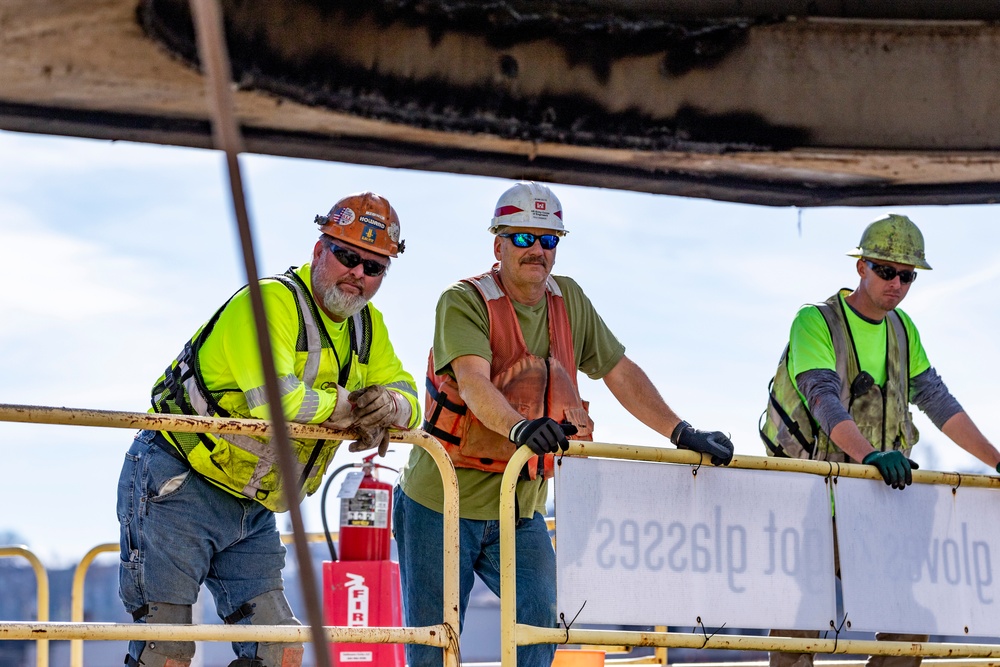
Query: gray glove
349 385 397 428
348 425 391 457
671 420 735 466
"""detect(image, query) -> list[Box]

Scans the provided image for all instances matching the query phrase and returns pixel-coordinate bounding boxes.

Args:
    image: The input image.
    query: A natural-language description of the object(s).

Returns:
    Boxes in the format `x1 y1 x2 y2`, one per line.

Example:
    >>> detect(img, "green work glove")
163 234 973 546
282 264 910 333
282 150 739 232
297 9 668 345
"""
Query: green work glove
863 451 919 490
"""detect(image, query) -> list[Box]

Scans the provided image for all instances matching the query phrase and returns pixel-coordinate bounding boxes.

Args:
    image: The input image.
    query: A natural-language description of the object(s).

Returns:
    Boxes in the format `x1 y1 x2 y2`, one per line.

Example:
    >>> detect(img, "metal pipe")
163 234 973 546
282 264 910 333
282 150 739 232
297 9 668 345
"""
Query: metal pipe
499 446 537 667
0 622 449 645
564 441 1000 488
519 626 1000 658
189 1 331 662
0 546 49 667
0 403 352 440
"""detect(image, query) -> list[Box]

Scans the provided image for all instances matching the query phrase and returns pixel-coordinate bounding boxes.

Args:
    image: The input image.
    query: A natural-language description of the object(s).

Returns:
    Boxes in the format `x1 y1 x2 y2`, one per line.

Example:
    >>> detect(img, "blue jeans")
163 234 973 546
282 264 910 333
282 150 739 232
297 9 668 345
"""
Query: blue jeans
393 486 557 667
117 430 288 663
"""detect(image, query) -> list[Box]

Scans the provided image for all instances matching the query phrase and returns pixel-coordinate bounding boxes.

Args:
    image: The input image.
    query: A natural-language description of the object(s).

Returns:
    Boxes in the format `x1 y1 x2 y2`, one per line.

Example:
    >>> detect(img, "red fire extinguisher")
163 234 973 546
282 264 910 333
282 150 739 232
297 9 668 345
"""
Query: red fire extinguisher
320 454 405 667
339 454 393 561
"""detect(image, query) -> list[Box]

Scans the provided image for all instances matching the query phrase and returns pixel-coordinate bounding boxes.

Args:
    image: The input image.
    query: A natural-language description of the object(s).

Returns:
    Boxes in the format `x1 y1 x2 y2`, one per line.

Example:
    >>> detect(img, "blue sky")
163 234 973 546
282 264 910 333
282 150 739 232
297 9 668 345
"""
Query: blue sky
2 129 999 564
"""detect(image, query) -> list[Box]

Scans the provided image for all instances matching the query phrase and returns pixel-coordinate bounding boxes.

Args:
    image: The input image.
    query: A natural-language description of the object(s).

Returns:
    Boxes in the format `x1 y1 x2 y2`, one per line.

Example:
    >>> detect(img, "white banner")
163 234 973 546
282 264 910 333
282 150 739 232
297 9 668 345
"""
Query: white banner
836 478 1000 636
555 457 836 629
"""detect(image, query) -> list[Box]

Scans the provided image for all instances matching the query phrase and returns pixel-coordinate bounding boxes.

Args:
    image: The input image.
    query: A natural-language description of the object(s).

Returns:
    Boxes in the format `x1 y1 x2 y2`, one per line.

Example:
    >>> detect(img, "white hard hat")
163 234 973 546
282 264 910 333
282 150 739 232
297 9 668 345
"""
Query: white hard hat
488 182 566 235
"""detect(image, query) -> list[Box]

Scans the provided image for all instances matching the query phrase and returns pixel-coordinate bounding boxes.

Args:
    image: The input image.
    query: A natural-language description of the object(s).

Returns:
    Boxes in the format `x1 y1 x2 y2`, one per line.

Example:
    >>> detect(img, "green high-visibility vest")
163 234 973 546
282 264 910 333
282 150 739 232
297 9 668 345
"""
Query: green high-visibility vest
760 290 918 462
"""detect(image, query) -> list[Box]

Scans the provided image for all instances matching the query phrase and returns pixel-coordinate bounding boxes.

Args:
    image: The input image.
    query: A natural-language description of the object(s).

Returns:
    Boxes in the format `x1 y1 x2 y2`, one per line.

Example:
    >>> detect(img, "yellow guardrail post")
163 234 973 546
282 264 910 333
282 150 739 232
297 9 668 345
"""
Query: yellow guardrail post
0 546 49 667
0 404 460 666
69 542 116 667
499 445 537 667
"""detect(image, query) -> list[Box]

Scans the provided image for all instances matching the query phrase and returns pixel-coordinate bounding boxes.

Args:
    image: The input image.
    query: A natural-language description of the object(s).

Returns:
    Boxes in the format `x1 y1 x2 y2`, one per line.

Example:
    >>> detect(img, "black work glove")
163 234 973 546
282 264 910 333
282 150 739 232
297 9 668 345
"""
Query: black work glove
863 451 919 490
671 420 734 466
509 418 579 455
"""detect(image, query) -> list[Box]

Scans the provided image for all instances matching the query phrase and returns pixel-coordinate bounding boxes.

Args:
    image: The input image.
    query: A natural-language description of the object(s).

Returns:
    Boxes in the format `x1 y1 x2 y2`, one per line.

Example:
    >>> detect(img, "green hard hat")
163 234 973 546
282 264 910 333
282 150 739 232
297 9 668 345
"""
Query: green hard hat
847 214 932 270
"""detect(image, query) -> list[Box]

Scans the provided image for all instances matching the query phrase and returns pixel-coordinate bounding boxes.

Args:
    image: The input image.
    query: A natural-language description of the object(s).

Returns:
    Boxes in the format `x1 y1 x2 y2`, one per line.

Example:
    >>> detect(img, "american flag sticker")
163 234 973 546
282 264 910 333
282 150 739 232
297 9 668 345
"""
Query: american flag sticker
330 207 356 226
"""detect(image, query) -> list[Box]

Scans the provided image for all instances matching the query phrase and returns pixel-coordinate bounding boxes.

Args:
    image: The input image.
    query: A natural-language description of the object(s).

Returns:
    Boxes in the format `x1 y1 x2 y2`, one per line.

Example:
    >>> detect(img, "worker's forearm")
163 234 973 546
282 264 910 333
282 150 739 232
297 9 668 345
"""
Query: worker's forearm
942 411 1000 469
829 420 877 463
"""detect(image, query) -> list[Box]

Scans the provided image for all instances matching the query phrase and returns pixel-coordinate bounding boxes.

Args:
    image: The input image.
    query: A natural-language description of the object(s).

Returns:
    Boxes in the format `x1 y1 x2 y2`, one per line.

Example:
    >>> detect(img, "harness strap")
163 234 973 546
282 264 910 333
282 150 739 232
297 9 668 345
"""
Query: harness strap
423 419 462 446
425 377 467 416
224 602 256 625
767 378 816 456
130 604 149 622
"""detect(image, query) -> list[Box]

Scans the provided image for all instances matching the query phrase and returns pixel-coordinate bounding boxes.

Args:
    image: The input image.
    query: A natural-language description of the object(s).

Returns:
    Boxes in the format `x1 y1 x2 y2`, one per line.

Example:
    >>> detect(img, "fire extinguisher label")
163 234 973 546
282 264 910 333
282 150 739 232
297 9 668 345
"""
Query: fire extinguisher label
338 652 374 662
340 488 389 528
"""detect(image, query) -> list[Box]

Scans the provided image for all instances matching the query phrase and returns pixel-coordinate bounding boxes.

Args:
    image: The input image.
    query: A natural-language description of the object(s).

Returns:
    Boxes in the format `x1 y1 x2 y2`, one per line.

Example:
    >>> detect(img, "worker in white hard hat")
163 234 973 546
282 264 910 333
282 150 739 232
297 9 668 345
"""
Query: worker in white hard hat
394 181 735 667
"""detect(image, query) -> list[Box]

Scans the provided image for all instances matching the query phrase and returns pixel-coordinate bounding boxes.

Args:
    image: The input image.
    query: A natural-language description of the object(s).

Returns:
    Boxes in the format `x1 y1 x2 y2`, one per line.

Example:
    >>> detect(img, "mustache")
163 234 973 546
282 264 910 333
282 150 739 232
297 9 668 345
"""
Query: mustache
519 257 548 266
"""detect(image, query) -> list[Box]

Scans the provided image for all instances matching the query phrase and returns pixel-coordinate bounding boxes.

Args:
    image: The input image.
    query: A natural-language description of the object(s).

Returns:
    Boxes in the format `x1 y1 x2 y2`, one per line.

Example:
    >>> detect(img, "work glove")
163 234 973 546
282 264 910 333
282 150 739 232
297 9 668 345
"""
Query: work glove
509 418 579 455
348 385 397 428
863 450 919 490
671 420 735 466
348 424 391 458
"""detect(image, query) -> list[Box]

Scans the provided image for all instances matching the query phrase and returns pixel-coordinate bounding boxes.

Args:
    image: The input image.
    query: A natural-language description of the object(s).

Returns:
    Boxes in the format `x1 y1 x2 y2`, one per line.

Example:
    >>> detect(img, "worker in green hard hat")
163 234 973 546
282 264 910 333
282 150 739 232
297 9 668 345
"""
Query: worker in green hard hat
761 213 1000 667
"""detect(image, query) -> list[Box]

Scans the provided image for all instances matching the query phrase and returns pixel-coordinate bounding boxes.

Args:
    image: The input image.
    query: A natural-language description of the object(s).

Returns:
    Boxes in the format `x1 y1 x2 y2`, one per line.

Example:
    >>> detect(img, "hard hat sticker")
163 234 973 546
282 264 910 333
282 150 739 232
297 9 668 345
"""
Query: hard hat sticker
330 206 356 226
361 226 378 245
535 201 546 210
363 210 387 222
359 215 386 229
388 220 400 242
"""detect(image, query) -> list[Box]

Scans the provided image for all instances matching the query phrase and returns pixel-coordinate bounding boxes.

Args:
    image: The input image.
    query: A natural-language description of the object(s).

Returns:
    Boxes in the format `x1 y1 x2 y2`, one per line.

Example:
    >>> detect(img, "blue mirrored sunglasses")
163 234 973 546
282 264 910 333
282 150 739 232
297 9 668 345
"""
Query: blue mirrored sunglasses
498 232 560 250
322 238 388 277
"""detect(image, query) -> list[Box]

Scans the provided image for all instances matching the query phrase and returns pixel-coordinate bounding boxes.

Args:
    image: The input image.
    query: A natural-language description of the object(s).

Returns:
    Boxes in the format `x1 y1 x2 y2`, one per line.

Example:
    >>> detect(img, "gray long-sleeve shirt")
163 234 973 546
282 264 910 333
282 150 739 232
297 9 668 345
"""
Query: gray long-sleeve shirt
797 366 963 436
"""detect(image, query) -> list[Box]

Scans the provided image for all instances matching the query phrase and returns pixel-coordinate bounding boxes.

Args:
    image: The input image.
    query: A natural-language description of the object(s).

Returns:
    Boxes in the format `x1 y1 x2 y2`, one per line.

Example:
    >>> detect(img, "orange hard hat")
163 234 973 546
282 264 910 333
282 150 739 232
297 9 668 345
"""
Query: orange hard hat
315 192 404 258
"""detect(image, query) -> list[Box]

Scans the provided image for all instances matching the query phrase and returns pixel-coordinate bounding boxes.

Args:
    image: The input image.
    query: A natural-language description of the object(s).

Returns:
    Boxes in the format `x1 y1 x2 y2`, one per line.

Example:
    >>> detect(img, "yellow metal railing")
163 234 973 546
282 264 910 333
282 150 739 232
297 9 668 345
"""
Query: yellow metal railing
0 403 461 667
499 442 1000 667
68 533 331 667
0 546 48 667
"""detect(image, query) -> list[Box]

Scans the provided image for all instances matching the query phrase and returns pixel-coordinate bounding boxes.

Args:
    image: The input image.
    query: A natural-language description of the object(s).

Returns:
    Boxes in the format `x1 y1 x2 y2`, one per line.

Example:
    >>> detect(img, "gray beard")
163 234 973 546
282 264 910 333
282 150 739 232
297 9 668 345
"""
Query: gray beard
318 283 369 319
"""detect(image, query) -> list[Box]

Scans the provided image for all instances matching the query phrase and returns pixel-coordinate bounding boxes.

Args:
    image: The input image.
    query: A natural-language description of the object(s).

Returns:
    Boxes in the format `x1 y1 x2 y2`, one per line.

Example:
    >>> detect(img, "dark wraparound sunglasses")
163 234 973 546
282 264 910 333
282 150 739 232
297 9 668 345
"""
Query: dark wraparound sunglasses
865 260 917 284
323 238 388 277
499 232 560 250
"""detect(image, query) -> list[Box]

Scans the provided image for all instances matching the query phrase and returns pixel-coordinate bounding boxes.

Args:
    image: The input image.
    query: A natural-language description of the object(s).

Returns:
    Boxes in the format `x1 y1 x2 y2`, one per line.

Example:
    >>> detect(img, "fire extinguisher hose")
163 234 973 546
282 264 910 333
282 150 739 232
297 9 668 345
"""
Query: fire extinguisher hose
319 463 361 561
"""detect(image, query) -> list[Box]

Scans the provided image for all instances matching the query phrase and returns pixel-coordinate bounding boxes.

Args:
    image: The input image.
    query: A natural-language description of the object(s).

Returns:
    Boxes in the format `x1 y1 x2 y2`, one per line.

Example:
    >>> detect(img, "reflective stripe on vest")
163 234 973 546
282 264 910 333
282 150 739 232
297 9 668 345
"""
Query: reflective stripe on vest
760 289 915 462
423 266 593 480
150 268 371 509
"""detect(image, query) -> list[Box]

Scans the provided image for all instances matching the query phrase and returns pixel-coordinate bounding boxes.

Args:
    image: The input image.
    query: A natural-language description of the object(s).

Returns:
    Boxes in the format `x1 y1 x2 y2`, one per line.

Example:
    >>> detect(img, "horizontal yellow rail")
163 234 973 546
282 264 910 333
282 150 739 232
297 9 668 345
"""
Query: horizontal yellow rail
69 533 332 667
521 627 1000 659
0 402 461 667
566 441 1000 489
0 621 449 645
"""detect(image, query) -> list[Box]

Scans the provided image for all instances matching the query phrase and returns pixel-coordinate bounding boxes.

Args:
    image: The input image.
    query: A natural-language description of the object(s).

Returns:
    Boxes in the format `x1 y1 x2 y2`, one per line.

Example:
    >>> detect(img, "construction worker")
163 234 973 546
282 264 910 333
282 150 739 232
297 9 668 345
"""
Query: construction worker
761 213 1000 667
394 181 735 667
116 192 419 667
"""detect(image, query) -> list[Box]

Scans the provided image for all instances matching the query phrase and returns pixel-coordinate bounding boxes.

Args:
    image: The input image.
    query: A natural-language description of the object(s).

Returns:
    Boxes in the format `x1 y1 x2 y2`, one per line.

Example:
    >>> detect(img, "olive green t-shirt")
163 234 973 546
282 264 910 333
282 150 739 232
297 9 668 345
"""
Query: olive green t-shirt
398 274 626 520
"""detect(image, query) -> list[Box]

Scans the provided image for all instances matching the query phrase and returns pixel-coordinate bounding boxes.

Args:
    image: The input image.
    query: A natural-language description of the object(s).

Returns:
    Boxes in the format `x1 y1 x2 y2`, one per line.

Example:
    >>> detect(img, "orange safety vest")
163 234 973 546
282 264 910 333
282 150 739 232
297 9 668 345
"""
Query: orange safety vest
423 266 593 480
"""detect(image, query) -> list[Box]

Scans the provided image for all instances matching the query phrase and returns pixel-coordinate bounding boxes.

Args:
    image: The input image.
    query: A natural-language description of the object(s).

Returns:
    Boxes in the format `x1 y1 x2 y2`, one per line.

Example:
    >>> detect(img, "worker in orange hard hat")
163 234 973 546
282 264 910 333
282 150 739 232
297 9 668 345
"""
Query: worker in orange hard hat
118 191 418 667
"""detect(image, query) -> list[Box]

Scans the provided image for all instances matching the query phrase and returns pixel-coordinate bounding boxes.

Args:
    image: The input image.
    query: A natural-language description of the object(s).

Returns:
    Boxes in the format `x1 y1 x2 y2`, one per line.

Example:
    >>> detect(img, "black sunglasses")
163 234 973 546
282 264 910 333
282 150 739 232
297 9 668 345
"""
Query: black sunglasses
322 238 388 277
498 232 560 250
865 260 917 285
